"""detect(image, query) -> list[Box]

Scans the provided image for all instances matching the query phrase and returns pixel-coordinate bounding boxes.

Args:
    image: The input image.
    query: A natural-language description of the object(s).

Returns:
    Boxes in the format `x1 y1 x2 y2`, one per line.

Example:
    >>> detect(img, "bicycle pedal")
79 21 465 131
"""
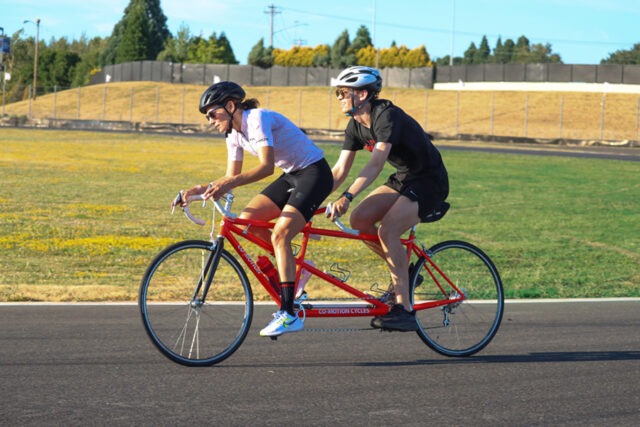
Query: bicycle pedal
269 336 278 341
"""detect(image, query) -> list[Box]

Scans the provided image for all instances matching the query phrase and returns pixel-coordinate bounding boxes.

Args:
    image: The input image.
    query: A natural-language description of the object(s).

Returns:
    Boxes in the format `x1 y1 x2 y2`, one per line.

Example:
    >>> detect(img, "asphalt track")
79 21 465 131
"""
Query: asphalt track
1 301 639 426
313 136 640 162
437 140 640 162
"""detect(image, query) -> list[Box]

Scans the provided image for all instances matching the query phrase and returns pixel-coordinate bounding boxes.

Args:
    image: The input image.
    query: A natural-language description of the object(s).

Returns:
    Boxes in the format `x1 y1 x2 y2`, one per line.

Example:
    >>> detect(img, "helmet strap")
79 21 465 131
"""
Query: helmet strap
346 91 373 117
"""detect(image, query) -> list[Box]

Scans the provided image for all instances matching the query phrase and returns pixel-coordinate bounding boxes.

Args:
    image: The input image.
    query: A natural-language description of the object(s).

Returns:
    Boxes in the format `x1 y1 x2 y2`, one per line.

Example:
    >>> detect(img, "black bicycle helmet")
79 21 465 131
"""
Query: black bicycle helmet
199 81 246 114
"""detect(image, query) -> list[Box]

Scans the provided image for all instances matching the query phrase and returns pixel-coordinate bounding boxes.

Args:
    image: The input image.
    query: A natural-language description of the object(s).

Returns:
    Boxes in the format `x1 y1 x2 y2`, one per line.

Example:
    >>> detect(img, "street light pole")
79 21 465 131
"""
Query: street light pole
449 0 455 66
1 26 5 116
24 18 40 99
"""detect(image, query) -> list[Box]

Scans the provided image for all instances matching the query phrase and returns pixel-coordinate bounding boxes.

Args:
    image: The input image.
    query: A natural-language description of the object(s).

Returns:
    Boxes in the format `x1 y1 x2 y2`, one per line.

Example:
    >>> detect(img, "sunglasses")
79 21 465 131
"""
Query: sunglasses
335 88 353 99
205 107 224 120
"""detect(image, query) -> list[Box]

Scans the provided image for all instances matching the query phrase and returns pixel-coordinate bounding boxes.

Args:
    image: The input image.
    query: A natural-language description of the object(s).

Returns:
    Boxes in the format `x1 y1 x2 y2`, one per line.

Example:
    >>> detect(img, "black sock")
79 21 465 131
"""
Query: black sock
280 282 295 315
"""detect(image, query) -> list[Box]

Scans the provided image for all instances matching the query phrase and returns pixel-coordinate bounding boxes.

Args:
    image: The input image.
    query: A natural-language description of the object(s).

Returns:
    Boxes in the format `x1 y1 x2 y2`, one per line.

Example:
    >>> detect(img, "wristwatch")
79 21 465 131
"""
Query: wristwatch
341 191 354 202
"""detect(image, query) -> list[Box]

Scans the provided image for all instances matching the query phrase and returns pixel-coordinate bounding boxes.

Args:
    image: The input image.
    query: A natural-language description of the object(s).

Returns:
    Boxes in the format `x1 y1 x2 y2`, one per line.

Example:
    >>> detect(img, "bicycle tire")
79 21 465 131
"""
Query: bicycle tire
139 240 253 367
411 240 504 357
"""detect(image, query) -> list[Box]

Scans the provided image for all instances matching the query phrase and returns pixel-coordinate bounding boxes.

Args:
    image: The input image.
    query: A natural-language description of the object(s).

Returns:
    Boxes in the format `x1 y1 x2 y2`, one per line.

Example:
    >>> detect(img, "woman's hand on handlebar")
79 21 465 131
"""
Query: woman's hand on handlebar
175 184 208 208
203 177 235 201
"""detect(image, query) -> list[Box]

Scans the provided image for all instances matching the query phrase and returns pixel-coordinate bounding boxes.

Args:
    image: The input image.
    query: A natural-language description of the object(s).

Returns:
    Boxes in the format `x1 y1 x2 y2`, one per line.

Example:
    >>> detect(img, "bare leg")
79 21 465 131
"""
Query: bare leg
349 186 400 259
238 194 282 243
271 205 308 283
376 196 420 310
350 186 420 311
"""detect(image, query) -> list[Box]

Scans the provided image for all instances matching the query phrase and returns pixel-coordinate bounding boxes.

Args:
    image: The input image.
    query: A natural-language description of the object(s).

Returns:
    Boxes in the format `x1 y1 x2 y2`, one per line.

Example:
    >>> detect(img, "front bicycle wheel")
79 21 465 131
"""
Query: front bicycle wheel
411 240 504 357
139 240 253 366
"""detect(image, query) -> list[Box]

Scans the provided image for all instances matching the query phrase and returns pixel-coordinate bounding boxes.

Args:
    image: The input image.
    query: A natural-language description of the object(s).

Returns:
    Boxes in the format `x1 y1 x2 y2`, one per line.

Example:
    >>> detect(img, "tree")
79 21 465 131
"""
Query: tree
248 38 273 68
350 25 372 53
158 24 192 63
435 55 463 66
312 44 331 67
331 30 356 68
116 2 151 62
2 29 34 101
38 38 82 89
463 42 477 64
508 35 562 63
493 37 514 63
356 45 377 66
473 35 491 64
101 0 171 65
511 35 531 63
403 45 432 68
183 32 237 64
528 43 562 63
71 36 108 86
381 44 412 67
601 43 640 64
273 46 313 66
216 33 238 64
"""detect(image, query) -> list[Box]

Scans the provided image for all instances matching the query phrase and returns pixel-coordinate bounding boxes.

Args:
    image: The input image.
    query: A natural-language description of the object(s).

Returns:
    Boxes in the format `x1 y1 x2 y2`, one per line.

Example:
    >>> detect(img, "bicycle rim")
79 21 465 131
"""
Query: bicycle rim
412 240 504 357
139 240 253 366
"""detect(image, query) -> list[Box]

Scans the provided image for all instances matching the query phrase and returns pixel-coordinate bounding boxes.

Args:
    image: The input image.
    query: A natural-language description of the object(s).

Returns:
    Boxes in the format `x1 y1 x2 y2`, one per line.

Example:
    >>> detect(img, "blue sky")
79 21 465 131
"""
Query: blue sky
3 0 638 65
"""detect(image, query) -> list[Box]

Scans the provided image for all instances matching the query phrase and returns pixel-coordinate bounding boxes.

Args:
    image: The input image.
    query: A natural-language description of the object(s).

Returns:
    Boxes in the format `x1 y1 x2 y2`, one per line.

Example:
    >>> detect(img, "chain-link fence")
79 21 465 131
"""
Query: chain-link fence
3 83 640 143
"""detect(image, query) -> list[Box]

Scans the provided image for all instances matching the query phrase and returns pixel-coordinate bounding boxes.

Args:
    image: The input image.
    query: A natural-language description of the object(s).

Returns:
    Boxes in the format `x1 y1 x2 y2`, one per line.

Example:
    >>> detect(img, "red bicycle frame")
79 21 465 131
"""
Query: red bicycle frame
213 204 466 318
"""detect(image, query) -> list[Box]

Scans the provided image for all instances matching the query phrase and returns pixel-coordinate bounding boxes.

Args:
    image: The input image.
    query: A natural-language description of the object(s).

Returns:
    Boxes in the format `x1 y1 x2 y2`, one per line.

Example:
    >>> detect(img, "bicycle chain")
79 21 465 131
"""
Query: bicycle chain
302 327 377 333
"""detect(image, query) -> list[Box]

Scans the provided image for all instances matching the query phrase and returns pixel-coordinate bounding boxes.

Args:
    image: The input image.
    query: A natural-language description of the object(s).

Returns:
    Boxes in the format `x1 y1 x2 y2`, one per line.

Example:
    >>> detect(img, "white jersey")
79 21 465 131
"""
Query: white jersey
226 109 324 173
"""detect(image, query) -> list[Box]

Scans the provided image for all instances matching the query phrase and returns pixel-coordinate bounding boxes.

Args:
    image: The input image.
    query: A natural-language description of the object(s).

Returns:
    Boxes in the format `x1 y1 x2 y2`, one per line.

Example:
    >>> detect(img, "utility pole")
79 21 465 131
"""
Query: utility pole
24 18 40 99
449 0 455 66
264 3 281 48
372 0 380 68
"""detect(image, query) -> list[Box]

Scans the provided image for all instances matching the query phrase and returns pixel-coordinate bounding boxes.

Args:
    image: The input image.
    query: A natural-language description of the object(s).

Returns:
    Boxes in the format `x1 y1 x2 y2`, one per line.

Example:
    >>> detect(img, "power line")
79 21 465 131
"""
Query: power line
282 6 635 49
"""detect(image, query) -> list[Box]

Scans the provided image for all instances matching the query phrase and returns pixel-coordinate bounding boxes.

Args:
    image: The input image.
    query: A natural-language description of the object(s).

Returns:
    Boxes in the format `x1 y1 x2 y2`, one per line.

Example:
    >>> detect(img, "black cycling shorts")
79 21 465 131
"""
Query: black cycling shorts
261 159 334 222
385 171 450 223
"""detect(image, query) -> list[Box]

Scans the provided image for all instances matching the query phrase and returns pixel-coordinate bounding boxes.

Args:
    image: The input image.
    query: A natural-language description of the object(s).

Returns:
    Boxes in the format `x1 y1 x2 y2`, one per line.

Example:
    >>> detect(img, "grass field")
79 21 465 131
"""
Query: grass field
0 128 638 302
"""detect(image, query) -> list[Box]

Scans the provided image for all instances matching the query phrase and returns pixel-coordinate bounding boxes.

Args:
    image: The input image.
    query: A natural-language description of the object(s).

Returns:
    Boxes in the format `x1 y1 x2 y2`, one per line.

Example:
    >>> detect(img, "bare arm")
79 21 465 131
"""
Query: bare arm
344 142 390 198
328 142 391 220
205 146 275 200
331 149 357 192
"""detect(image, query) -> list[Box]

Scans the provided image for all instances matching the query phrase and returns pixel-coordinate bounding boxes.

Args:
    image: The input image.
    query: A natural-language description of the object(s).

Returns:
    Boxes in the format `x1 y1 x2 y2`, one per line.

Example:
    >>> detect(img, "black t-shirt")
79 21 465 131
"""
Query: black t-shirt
343 99 446 183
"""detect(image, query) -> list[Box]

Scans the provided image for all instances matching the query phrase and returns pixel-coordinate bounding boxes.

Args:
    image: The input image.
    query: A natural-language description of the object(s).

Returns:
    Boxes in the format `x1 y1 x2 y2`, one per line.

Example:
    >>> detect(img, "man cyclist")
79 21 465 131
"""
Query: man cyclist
328 66 450 331
179 81 333 337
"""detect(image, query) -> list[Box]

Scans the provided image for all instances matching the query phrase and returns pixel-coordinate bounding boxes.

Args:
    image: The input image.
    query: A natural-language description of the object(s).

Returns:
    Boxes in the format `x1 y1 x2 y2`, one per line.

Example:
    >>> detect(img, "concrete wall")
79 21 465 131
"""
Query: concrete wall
92 62 640 88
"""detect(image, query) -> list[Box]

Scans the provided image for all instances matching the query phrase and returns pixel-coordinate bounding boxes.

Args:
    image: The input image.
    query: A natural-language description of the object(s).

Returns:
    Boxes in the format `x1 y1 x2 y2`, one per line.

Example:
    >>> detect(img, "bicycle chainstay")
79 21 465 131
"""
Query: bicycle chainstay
293 294 387 333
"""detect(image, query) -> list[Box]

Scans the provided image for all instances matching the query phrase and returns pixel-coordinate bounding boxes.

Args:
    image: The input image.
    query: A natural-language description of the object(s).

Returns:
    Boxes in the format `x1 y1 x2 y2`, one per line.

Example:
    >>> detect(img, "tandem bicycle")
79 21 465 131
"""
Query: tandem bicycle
138 192 504 366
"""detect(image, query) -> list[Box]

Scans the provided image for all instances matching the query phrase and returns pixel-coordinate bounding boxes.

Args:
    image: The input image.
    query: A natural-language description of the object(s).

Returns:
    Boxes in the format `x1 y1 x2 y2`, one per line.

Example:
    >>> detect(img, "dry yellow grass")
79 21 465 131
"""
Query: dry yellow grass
3 82 639 141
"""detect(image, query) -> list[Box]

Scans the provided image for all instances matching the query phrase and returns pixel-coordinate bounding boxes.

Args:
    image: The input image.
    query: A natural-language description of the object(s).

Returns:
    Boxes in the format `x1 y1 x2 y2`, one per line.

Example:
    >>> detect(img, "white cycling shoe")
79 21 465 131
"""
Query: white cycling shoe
259 311 304 337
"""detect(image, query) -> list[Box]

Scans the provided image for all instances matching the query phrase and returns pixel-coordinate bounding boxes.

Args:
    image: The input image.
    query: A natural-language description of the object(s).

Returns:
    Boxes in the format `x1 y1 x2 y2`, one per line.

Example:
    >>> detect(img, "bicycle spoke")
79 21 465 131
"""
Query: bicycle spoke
139 241 253 366
412 241 503 357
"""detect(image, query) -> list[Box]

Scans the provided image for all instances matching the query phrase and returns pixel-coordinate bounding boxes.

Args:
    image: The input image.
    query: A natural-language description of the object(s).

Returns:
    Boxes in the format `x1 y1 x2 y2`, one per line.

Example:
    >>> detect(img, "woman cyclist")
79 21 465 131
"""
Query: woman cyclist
328 66 450 331
178 81 333 337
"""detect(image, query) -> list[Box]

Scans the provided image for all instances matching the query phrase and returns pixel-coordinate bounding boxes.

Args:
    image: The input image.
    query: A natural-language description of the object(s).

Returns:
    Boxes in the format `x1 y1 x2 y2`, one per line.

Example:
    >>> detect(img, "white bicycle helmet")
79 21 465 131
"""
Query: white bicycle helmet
330 66 382 93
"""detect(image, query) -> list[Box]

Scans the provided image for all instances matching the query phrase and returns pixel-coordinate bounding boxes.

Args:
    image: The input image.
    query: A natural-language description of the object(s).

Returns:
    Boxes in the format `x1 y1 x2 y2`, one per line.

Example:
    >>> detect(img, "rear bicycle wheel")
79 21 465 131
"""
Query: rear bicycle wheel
139 240 253 366
411 240 504 357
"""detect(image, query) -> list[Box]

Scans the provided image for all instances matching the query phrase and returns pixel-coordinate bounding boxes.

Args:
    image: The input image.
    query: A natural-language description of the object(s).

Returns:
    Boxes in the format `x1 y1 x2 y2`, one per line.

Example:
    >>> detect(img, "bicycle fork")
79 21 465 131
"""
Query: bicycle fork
190 237 224 307
176 239 224 359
